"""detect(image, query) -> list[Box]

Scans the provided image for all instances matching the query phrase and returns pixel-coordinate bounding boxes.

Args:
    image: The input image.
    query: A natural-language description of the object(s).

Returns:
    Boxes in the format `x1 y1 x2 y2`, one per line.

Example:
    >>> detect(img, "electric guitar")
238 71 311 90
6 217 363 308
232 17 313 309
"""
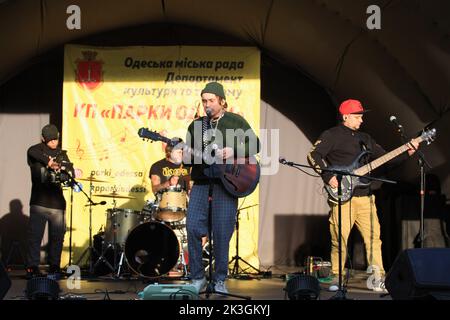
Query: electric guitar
325 128 436 203
138 128 260 198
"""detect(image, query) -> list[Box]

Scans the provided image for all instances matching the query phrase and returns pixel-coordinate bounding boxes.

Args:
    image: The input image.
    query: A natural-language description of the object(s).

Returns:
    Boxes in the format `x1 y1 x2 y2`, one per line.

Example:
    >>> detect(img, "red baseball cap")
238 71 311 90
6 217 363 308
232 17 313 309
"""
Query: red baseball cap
339 99 370 115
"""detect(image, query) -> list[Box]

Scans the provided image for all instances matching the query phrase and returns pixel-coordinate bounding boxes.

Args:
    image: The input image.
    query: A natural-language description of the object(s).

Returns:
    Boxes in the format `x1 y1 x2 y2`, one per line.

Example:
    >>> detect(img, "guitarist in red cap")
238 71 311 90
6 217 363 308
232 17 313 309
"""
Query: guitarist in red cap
307 99 419 292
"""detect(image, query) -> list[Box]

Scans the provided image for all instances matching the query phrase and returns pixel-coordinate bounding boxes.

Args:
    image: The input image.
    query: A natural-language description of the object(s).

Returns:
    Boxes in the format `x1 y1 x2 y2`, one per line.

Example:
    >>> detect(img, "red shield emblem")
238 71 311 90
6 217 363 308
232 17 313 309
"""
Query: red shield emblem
75 51 103 90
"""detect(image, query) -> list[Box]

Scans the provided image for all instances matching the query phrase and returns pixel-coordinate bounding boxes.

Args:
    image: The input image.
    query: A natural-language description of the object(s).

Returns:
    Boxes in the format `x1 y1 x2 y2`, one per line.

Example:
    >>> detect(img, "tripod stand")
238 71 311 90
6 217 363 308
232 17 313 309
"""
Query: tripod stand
228 204 261 278
199 166 250 300
92 198 128 279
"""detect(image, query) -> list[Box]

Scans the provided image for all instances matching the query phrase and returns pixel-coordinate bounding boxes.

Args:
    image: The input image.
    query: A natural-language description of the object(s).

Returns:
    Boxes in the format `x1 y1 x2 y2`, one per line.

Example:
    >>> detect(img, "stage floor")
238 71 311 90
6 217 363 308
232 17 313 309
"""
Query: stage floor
4 266 390 301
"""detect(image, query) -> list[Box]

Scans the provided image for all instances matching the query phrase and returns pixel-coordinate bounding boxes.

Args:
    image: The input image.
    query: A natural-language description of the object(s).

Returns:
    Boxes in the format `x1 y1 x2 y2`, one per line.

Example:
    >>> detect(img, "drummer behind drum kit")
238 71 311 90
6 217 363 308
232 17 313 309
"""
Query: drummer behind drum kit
91 186 190 279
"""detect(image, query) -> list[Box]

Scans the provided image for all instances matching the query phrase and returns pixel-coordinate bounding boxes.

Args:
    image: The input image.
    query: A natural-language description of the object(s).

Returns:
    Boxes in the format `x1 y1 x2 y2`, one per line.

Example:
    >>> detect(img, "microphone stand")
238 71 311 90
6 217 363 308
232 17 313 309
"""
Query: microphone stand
280 160 396 300
66 172 105 274
199 165 250 300
68 185 74 266
394 126 432 248
228 204 261 278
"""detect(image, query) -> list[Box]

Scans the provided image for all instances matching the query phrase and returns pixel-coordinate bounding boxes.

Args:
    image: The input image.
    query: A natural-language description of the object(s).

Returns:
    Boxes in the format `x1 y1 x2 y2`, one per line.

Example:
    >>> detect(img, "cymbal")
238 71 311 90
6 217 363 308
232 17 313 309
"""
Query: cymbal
93 192 136 199
78 177 109 183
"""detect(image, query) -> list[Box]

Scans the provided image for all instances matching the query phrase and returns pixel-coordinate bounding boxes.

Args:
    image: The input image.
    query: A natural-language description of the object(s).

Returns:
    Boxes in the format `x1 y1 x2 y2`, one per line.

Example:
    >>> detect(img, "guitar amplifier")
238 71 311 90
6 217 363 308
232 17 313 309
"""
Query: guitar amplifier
138 283 198 300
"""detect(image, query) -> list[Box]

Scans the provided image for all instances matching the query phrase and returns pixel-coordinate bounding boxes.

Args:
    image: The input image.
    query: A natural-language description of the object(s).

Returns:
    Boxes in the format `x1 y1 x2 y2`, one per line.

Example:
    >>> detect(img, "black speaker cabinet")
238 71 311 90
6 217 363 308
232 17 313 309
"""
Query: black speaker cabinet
385 248 450 300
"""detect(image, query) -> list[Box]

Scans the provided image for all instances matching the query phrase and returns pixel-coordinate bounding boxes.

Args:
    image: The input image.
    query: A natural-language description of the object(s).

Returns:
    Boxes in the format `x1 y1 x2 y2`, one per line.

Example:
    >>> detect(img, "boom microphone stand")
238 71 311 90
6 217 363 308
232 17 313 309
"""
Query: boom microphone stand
68 185 74 266
279 158 396 299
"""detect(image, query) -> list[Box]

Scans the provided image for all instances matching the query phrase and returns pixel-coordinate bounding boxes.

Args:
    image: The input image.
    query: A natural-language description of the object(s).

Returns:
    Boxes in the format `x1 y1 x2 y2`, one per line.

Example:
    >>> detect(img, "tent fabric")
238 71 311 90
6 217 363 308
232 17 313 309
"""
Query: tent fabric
1 1 448 175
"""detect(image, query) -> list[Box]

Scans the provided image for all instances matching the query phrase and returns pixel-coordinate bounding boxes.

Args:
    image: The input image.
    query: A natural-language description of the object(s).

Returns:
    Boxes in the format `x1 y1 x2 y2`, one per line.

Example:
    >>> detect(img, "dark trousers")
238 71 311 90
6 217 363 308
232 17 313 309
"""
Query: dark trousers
27 205 66 268
186 184 237 282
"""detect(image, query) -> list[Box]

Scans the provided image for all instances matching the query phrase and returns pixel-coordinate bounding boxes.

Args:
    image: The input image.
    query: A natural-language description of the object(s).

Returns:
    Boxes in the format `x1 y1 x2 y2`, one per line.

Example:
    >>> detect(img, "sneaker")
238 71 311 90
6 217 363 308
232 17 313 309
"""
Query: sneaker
214 280 228 294
191 277 207 293
48 265 61 273
327 275 340 292
47 265 62 280
372 279 388 293
329 283 339 292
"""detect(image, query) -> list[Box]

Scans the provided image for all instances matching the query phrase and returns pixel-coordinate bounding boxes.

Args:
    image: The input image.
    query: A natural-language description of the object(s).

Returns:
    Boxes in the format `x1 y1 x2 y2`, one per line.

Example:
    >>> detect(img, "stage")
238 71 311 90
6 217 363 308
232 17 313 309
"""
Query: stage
3 266 390 301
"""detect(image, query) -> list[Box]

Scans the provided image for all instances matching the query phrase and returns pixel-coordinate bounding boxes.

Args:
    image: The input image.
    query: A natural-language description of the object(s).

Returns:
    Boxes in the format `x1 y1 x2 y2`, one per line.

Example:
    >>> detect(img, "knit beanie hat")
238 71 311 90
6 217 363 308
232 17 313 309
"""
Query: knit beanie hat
42 124 59 142
201 82 226 99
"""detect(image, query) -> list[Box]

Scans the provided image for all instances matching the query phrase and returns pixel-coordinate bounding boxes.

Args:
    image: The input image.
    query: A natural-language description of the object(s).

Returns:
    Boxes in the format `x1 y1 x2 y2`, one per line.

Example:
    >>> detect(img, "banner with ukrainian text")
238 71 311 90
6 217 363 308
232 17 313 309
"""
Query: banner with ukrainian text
62 45 260 273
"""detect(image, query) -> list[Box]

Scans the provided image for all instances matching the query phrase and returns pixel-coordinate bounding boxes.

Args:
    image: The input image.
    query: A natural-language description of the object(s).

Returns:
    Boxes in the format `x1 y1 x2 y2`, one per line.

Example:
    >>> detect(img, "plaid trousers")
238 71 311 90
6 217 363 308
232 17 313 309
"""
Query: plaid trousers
186 183 237 281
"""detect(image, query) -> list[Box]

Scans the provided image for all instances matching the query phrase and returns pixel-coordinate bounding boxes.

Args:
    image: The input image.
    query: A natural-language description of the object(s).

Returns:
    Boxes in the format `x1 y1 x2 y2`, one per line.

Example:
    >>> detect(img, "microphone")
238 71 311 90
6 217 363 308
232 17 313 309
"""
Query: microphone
85 201 107 207
389 116 404 132
206 108 213 118
279 156 293 165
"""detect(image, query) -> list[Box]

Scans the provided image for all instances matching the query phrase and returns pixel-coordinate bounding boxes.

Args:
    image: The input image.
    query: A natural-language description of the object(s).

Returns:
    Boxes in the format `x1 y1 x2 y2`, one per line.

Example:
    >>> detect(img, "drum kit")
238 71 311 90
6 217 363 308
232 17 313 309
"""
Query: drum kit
90 186 189 279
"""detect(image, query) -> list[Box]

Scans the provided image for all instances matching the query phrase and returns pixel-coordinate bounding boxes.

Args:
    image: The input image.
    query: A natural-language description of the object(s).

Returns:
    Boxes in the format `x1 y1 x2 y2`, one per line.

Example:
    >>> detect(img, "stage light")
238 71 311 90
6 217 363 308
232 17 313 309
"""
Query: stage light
284 274 321 300
25 277 60 300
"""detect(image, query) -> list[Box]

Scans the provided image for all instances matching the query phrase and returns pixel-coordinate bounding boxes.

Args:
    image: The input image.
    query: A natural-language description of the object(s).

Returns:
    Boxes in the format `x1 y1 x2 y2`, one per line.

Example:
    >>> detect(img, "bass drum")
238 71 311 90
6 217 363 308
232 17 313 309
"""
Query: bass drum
124 222 180 278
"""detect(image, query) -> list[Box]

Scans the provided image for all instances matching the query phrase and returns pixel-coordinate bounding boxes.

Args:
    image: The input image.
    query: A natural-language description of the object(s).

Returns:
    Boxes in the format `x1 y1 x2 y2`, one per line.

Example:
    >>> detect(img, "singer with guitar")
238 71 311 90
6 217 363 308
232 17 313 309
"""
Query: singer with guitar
26 124 73 279
183 82 260 294
307 99 419 292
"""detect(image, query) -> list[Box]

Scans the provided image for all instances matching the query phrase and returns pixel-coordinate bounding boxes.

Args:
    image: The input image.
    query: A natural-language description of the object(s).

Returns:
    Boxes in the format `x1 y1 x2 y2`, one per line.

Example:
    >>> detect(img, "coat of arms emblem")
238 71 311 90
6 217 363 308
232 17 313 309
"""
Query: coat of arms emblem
75 51 103 90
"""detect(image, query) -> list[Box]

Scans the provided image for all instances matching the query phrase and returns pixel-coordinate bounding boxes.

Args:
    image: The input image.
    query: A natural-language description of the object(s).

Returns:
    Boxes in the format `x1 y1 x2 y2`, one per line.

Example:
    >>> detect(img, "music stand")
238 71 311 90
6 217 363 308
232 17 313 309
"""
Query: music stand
279 159 396 299
228 204 261 278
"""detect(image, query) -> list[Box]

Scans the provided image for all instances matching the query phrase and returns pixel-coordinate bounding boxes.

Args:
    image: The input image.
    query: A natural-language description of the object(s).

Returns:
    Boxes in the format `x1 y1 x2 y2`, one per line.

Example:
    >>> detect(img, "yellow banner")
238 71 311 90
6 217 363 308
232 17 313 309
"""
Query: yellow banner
62 45 260 273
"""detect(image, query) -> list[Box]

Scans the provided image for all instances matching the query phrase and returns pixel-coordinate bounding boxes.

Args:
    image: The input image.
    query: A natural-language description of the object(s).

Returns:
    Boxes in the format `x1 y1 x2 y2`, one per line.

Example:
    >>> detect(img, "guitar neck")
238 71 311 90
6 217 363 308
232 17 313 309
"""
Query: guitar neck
171 141 203 160
354 137 422 176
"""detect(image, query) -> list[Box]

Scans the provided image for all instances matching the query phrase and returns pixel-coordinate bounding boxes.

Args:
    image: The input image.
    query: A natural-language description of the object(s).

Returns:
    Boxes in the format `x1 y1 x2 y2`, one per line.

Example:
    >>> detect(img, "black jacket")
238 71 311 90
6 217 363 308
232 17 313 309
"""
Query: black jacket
307 123 406 197
27 143 73 209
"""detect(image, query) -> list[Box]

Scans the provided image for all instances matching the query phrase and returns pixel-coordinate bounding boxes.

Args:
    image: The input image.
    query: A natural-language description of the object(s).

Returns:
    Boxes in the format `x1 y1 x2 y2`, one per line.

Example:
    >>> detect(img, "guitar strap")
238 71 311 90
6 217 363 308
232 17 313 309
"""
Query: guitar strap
202 116 215 156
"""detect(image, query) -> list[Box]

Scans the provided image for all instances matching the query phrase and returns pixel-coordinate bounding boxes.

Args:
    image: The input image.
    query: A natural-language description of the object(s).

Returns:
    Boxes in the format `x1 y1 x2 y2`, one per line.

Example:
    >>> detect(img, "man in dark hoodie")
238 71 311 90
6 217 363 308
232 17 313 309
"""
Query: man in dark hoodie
26 124 73 278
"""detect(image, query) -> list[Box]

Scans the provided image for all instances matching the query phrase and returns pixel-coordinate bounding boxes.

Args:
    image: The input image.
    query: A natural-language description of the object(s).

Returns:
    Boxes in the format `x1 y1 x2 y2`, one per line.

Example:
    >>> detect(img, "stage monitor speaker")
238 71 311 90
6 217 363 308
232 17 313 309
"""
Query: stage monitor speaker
385 248 450 300
0 262 12 300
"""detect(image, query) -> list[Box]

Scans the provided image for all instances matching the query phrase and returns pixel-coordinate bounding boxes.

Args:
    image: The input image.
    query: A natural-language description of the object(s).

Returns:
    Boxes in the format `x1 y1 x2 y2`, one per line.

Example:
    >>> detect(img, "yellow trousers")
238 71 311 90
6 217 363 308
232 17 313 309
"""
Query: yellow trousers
329 195 385 276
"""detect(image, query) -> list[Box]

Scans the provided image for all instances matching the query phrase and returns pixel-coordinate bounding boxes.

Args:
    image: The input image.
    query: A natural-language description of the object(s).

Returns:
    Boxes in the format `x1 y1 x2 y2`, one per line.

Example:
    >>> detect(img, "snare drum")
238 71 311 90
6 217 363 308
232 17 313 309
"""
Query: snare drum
104 208 146 246
156 186 187 222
